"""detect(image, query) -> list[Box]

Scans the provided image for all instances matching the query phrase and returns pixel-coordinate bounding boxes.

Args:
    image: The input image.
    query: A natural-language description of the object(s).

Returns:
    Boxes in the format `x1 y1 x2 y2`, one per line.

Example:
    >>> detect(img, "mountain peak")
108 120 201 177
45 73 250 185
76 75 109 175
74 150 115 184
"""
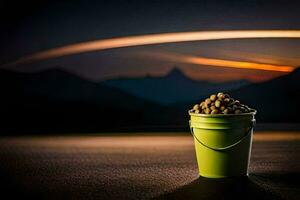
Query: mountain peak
291 67 300 75
165 67 187 79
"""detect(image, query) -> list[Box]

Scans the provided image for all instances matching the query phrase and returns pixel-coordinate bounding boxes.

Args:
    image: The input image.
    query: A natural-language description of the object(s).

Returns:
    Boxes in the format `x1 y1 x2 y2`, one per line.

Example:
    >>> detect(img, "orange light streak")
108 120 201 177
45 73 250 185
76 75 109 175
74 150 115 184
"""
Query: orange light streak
183 56 294 72
3 30 300 68
142 51 295 72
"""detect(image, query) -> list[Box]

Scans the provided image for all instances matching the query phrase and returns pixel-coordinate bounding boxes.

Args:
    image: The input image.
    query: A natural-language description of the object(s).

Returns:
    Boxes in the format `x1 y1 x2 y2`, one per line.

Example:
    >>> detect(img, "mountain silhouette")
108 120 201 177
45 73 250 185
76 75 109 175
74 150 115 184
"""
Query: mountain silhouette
1 66 299 133
164 67 192 81
231 67 300 122
0 68 156 107
0 68 170 133
103 67 250 104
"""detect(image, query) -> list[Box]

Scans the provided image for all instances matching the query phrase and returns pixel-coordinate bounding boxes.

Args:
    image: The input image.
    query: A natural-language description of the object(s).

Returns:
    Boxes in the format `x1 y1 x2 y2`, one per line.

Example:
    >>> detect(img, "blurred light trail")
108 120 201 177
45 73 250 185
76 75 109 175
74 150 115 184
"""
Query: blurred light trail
144 51 294 72
3 30 300 68
183 55 294 72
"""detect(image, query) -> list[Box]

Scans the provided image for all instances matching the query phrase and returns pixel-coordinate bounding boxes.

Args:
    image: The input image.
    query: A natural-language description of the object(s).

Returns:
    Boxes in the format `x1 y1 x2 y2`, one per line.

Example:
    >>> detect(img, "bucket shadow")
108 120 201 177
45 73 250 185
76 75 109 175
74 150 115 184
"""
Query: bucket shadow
153 173 292 200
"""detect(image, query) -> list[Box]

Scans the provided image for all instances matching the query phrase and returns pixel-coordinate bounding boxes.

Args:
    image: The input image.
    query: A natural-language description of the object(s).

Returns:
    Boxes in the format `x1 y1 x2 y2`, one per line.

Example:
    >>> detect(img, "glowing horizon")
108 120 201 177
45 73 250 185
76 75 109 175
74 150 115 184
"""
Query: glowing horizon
3 30 300 71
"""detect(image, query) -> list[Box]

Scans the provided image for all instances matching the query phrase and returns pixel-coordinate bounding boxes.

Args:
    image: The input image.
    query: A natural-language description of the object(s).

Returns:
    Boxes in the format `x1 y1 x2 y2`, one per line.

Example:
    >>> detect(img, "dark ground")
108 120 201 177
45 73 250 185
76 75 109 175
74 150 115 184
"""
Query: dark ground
0 132 299 200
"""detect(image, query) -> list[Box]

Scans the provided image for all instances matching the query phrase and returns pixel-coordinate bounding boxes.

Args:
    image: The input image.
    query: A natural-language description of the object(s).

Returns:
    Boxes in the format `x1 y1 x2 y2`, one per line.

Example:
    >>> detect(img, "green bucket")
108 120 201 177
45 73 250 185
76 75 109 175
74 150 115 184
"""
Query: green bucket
189 110 256 178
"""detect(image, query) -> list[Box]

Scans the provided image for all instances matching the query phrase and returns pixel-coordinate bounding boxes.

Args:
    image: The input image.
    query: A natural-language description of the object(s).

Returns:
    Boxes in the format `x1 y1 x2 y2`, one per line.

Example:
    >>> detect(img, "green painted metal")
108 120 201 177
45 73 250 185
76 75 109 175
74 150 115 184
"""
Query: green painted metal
189 110 256 178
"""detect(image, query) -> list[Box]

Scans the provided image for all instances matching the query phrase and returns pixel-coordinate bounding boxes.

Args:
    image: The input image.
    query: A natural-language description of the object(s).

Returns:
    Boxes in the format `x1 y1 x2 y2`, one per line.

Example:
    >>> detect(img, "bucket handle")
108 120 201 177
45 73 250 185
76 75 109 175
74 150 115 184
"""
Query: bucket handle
189 119 256 151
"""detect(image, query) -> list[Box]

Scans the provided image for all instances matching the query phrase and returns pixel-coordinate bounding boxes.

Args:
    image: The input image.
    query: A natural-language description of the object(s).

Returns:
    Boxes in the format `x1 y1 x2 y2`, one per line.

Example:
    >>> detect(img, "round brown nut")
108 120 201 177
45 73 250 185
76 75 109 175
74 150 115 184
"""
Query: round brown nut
205 98 211 105
193 104 200 110
218 93 225 99
224 98 230 103
235 100 241 106
223 109 229 114
191 93 253 115
200 102 205 107
220 106 226 111
217 92 224 98
210 94 217 101
224 107 232 114
205 107 211 114
235 109 242 114
215 100 221 108
228 101 235 107
211 109 218 114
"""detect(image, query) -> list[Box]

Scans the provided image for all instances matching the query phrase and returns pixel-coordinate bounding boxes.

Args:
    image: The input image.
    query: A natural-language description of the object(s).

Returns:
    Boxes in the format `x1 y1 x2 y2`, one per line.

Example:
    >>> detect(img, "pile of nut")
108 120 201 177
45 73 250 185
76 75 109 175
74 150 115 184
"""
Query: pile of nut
191 93 254 114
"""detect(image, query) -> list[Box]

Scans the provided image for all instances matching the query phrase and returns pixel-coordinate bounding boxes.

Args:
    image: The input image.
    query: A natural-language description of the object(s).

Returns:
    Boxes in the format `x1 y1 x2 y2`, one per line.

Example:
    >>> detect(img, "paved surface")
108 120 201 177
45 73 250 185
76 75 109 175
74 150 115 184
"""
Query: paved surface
0 132 299 200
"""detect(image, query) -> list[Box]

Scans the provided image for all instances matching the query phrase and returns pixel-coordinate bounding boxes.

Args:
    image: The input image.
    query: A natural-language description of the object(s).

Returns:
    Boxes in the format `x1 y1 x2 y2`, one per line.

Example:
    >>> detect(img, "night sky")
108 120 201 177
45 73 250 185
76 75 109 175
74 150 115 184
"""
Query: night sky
1 0 300 82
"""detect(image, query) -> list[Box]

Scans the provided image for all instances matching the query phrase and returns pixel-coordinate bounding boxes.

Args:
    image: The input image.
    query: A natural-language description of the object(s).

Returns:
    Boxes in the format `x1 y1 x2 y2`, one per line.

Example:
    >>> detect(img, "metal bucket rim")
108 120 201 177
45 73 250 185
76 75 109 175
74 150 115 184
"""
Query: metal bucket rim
188 109 257 118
